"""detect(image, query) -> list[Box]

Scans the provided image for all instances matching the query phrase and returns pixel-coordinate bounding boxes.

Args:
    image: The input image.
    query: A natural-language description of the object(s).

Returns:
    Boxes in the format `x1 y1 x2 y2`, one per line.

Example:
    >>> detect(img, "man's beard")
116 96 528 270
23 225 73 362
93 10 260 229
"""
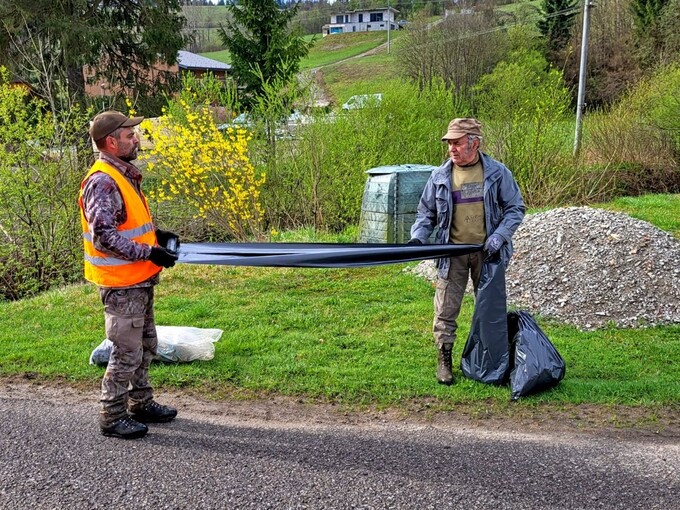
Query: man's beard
120 149 138 162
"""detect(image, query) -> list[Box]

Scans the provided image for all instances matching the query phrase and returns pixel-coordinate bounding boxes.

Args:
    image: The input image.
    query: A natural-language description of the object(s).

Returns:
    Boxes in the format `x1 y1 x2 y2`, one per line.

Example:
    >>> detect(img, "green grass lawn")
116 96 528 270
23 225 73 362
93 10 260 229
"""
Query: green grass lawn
495 0 543 21
316 31 407 104
1 196 679 423
201 30 406 110
321 51 402 104
300 31 400 70
597 193 680 237
200 49 231 64
200 32 397 70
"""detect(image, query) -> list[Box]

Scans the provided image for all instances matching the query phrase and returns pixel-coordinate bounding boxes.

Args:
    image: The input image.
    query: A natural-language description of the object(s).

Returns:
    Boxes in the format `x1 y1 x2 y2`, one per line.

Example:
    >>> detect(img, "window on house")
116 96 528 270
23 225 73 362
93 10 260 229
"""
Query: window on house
336 15 342 23
370 13 383 22
358 14 363 22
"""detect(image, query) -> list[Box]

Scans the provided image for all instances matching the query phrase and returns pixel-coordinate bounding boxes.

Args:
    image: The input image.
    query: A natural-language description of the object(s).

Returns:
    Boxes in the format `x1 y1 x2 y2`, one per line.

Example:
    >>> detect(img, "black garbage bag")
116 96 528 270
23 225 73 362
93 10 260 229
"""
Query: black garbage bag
507 311 565 400
460 257 510 385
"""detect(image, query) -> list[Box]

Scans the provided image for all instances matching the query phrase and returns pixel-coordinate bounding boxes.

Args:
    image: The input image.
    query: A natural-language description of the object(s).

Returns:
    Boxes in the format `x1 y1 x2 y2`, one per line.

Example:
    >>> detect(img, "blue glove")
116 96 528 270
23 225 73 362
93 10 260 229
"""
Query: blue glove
483 233 504 259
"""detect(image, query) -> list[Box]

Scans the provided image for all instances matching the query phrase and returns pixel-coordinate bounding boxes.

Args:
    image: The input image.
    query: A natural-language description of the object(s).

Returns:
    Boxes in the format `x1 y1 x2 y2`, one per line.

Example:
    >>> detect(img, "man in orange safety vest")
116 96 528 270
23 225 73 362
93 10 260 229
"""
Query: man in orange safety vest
79 110 179 439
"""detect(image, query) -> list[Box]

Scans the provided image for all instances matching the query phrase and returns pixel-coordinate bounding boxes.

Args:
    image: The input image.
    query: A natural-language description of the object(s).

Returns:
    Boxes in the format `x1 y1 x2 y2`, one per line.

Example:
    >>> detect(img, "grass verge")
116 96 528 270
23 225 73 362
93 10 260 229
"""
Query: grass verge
2 263 678 408
596 193 680 238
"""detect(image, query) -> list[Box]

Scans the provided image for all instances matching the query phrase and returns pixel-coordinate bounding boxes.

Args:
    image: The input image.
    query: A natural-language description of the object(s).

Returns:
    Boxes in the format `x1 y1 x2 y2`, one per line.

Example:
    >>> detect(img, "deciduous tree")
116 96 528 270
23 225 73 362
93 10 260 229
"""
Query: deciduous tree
0 66 91 300
399 11 508 97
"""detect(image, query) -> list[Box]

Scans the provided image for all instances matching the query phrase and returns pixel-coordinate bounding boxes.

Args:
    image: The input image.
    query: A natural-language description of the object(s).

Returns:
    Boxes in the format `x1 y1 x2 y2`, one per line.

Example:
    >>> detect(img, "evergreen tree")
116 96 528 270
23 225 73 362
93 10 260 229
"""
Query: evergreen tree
630 0 670 66
537 0 579 56
0 0 189 103
630 0 670 33
218 0 311 107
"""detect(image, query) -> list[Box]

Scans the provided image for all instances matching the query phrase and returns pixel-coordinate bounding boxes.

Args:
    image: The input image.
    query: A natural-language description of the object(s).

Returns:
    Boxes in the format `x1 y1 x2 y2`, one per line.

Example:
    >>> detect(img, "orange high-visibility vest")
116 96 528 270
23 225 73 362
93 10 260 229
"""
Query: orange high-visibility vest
78 160 161 287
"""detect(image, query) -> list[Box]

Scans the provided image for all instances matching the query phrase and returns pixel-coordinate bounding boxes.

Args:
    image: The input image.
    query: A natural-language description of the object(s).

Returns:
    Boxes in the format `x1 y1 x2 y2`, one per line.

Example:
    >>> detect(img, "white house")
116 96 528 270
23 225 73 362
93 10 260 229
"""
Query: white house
322 7 399 36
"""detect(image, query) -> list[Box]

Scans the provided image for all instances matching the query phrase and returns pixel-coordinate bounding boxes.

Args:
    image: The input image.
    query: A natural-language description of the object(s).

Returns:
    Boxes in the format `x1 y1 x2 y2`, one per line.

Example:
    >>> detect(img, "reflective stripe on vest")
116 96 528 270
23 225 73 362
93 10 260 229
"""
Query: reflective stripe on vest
78 160 161 287
82 222 154 243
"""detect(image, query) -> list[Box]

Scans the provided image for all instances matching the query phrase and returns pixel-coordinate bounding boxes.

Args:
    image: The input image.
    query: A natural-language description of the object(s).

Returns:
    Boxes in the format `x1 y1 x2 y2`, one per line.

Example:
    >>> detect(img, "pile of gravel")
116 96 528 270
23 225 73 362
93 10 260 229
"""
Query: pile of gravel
406 206 680 330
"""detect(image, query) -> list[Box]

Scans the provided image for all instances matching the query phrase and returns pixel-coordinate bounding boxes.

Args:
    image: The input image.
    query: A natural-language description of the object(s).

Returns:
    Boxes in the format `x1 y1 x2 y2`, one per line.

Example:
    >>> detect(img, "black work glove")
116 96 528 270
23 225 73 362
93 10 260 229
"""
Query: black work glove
483 233 504 260
407 238 423 245
156 229 180 254
149 246 178 268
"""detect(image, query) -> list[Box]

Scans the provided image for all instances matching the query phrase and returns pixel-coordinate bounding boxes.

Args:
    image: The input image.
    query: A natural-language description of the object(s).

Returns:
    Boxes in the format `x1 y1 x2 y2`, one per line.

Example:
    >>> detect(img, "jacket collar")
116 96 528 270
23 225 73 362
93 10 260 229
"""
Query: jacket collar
99 151 142 183
431 152 502 186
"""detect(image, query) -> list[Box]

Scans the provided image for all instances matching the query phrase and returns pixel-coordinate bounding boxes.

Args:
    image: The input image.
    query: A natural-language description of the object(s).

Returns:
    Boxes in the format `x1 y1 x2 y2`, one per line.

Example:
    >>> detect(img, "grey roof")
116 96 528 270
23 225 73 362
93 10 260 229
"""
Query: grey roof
177 50 231 71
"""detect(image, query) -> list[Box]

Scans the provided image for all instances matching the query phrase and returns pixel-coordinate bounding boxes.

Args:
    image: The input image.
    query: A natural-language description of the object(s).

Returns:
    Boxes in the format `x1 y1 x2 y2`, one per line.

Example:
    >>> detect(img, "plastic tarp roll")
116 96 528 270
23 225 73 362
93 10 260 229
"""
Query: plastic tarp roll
177 242 483 268
508 311 566 400
460 257 510 385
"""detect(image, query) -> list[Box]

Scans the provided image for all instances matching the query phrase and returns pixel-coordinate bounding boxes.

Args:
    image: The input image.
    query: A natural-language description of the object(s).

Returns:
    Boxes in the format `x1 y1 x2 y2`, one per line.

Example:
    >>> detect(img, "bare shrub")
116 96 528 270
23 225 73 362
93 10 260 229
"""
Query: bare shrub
584 65 680 187
398 11 509 97
0 67 91 300
561 0 640 107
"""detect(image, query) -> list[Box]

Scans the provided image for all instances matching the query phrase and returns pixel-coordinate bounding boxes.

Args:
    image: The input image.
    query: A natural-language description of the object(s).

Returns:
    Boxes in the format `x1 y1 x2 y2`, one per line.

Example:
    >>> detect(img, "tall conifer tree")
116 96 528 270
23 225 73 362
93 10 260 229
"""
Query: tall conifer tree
218 0 311 107
537 0 578 55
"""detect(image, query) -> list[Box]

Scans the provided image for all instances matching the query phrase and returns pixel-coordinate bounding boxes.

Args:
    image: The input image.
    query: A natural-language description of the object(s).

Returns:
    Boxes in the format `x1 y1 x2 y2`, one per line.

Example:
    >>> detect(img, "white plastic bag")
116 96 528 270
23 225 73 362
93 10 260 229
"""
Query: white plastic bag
88 326 223 365
89 339 113 366
155 326 223 363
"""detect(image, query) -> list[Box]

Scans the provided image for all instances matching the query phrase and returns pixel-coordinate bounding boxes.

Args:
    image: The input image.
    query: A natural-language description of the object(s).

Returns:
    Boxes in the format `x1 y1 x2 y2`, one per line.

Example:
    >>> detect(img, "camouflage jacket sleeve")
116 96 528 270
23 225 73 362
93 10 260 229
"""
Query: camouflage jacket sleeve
81 172 152 261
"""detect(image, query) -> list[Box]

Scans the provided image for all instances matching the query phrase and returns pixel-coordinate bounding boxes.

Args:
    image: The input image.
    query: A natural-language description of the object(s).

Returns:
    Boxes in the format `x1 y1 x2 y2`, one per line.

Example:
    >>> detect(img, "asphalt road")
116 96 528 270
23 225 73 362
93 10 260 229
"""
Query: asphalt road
0 384 677 510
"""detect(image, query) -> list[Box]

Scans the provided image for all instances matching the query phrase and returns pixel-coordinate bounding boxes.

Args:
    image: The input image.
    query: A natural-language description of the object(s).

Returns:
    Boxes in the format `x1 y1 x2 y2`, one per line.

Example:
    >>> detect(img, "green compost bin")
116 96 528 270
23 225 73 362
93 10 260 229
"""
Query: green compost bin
359 164 436 244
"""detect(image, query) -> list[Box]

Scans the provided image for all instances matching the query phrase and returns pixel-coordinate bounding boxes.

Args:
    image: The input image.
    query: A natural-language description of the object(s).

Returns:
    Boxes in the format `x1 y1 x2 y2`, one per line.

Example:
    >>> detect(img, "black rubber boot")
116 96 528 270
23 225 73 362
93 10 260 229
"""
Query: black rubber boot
100 416 148 439
437 344 453 385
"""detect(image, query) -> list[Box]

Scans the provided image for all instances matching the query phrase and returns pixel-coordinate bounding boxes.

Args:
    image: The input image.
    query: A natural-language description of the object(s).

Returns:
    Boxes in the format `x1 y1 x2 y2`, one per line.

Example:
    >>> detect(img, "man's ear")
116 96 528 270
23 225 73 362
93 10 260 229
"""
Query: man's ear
103 134 117 152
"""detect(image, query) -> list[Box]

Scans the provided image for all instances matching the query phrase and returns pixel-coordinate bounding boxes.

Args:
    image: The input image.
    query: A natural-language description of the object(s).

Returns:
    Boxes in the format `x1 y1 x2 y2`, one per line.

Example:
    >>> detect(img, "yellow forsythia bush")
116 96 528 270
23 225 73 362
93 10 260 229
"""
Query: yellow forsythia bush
139 100 265 241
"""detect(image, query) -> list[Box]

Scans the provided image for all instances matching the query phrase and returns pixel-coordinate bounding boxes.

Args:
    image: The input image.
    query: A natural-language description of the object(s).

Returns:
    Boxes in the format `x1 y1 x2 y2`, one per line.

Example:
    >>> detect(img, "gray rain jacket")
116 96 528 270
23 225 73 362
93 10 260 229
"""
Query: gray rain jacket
410 152 525 278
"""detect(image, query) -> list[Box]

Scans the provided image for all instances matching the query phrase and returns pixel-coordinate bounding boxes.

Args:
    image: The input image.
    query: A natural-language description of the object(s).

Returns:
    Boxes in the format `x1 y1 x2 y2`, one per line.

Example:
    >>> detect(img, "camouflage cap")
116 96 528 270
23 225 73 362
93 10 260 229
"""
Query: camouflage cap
89 110 144 142
441 118 483 141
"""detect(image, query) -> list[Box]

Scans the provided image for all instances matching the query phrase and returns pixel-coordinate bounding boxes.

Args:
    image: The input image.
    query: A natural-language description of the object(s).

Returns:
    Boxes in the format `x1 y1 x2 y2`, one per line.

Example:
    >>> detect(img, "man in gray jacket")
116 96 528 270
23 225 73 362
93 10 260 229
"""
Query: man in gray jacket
408 118 525 385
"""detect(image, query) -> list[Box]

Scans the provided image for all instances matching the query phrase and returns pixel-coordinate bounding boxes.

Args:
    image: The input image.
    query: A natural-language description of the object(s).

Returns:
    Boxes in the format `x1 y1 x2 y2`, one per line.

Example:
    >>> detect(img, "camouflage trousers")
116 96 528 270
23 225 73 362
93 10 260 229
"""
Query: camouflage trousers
98 286 158 426
433 252 484 349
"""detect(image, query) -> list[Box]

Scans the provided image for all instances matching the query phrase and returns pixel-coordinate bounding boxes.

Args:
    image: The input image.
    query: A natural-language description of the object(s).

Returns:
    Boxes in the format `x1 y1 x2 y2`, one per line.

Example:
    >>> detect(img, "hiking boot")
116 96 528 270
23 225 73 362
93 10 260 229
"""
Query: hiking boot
100 416 148 439
130 400 177 423
437 344 453 385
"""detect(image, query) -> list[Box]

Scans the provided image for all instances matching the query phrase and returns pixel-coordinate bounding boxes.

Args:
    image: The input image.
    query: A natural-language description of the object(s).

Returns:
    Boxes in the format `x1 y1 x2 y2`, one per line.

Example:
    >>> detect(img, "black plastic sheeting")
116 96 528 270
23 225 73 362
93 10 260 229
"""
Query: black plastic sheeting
178 242 483 268
508 310 566 400
460 256 510 385
177 241 565 399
